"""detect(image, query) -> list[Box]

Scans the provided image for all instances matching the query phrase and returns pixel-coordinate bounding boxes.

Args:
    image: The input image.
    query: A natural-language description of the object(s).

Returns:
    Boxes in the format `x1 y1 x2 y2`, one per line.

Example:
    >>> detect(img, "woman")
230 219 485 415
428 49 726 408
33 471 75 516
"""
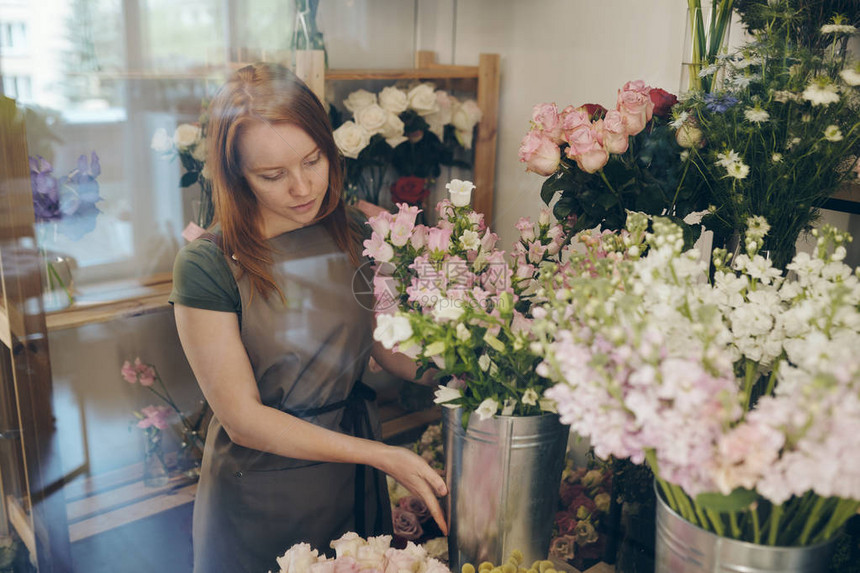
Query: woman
169 63 446 573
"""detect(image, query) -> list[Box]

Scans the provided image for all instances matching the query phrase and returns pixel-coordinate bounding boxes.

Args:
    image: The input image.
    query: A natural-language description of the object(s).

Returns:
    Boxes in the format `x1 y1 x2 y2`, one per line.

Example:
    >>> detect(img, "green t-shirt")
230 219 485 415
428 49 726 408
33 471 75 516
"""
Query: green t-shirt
168 207 372 320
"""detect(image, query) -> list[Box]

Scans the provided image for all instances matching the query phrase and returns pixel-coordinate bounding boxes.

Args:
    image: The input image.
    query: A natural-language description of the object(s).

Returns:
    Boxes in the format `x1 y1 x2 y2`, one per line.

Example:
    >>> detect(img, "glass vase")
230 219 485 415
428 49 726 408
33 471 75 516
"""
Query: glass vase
143 430 170 488
40 250 75 312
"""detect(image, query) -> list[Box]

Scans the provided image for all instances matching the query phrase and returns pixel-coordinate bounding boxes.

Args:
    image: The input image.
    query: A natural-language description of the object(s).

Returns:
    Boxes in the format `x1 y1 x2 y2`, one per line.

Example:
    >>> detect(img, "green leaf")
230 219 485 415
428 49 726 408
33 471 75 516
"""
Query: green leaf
180 171 198 188
540 170 572 206
694 488 758 512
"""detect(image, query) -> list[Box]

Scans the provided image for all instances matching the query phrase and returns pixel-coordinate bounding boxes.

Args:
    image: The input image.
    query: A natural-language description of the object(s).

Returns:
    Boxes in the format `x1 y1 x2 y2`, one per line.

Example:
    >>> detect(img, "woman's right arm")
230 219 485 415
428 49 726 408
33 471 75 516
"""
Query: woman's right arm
174 303 448 533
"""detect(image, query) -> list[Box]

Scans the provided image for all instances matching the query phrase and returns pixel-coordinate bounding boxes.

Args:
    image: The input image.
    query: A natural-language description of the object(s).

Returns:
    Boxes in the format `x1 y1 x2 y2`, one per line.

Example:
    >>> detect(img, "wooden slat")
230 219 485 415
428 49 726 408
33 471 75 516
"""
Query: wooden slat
473 54 500 227
381 407 441 440
6 495 36 562
63 463 144 502
295 50 326 102
325 67 479 81
0 304 9 349
68 483 196 543
415 51 437 69
46 288 172 332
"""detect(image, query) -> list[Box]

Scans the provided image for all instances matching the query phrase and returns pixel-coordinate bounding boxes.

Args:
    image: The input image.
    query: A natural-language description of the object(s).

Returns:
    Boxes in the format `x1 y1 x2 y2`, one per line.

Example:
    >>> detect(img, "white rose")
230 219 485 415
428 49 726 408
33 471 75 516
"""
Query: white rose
380 112 407 148
373 314 413 349
343 89 377 113
425 116 445 141
330 532 364 560
434 384 462 407
275 543 321 573
151 128 174 154
333 121 371 159
191 140 207 161
451 99 482 132
475 398 499 421
378 86 408 113
174 124 201 151
355 103 388 135
201 162 212 181
407 83 439 116
445 179 475 207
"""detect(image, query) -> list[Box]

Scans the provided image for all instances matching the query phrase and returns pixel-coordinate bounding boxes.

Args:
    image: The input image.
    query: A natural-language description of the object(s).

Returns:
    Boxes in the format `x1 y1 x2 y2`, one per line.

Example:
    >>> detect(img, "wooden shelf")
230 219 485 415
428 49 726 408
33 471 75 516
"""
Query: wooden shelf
823 182 860 215
326 66 480 81
45 273 173 332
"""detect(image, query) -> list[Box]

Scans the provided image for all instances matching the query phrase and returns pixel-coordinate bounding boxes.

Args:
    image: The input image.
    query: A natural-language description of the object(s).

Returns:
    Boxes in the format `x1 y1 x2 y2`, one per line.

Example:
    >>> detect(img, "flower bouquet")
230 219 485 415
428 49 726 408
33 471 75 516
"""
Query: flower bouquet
673 3 860 268
533 211 860 551
271 532 450 573
151 102 213 230
332 84 481 211
519 82 707 245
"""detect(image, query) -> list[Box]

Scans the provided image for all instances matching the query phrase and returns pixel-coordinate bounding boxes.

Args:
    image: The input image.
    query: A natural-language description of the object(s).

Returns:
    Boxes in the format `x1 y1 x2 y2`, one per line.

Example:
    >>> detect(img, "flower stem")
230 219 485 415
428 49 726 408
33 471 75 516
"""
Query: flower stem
798 496 827 545
47 260 74 305
751 505 761 544
767 504 782 546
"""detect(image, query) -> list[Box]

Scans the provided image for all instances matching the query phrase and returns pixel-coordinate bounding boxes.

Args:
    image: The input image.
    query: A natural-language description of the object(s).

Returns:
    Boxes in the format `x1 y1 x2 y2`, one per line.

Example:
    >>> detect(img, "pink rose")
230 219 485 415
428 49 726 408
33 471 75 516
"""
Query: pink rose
531 102 564 143
601 110 629 154
398 496 431 523
560 106 591 142
518 130 561 176
549 535 577 561
619 80 655 120
616 81 654 136
332 557 361 573
565 127 609 173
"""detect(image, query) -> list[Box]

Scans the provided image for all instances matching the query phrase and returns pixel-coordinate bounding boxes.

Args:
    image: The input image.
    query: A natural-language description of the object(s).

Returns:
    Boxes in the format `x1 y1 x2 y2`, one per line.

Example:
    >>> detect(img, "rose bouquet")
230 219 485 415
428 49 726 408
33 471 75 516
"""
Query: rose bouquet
365 179 566 421
271 532 450 573
533 212 860 547
673 3 860 268
332 84 481 210
519 81 707 245
151 102 213 229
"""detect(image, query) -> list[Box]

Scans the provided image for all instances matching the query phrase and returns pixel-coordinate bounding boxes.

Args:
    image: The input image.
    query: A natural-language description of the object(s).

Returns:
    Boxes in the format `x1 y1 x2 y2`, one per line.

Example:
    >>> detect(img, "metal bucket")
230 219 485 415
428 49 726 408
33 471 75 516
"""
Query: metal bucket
442 407 568 570
655 485 837 572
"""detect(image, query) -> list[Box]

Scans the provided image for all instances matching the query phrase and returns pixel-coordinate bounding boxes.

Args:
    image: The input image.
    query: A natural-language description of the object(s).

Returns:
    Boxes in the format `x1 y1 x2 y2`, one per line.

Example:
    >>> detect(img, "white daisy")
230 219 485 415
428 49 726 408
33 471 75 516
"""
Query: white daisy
820 24 857 35
744 107 770 123
725 161 751 180
802 80 841 106
772 153 783 163
716 149 741 168
839 67 860 87
824 125 844 142
669 110 690 129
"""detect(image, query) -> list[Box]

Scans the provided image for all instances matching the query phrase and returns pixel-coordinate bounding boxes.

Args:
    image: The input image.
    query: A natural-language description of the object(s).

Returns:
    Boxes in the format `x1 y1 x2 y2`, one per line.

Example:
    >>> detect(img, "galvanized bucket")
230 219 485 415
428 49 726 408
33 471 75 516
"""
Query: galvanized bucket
655 485 837 572
442 407 569 570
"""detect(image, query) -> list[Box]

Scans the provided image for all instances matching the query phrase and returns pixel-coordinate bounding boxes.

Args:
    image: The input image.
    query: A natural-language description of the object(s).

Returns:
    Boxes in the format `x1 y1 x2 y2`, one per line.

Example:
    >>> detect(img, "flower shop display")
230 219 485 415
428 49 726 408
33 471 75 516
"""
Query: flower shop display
122 357 209 479
549 459 613 572
520 82 707 245
533 212 860 572
332 84 481 211
683 0 736 92
270 532 451 573
674 3 860 268
151 103 213 229
29 152 103 310
363 180 568 568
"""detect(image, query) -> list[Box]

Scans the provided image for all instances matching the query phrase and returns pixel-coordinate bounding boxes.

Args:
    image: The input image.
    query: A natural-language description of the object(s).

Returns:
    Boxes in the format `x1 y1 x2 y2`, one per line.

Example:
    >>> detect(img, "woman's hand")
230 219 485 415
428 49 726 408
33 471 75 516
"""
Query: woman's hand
377 445 448 534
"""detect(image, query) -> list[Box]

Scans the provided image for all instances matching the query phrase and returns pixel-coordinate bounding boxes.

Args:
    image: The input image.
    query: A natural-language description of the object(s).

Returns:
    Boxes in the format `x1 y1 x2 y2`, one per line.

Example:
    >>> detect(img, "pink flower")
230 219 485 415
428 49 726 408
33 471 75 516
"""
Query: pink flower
528 241 548 264
121 358 156 387
616 80 654 136
121 360 137 384
480 230 499 252
137 405 172 430
426 227 452 255
566 127 609 173
601 110 629 154
332 557 360 573
435 199 455 220
560 106 591 142
390 507 424 539
531 102 564 143
410 225 428 250
398 496 431 523
549 535 577 561
515 218 536 242
363 232 395 263
389 209 417 247
367 211 392 238
518 130 561 176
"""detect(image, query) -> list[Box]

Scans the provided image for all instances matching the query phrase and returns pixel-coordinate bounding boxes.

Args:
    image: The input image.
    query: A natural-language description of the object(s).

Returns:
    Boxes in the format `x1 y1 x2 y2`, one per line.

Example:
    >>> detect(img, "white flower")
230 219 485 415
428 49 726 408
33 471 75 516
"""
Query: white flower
839 67 860 87
433 298 465 322
698 64 719 78
475 398 499 421
407 83 439 116
434 384 462 407
373 314 413 349
150 128 174 154
478 353 491 372
455 129 474 149
725 161 751 179
680 150 690 161
771 153 783 163
379 112 407 148
460 229 481 251
455 323 471 341
716 149 741 168
824 125 844 142
174 124 201 151
820 24 857 34
201 162 212 180
343 89 377 113
378 86 408 113
773 90 801 103
355 103 388 135
744 107 770 123
446 179 475 207
191 141 207 162
802 80 841 106
276 542 322 573
669 111 690 129
451 99 482 132
522 388 539 406
333 121 371 159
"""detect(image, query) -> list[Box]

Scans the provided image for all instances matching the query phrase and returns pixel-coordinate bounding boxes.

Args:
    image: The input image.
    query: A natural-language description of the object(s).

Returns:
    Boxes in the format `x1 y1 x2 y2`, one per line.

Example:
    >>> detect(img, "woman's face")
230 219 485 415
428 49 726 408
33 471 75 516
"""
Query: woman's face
238 120 330 238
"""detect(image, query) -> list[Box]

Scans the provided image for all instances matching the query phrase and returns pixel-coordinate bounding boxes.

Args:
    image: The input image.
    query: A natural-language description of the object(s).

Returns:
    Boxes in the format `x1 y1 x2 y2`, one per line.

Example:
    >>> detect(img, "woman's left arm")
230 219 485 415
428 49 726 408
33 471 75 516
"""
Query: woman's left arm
370 342 438 386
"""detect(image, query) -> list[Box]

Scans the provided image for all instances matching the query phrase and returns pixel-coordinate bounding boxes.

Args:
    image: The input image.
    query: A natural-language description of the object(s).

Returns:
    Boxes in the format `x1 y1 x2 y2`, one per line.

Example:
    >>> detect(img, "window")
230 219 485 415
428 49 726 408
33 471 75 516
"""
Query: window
2 75 31 101
0 21 27 55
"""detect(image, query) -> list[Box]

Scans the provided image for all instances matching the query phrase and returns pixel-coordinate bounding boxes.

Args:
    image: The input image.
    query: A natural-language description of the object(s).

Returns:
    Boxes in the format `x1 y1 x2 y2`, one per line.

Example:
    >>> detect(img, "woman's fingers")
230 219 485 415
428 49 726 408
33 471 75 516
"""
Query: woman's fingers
386 447 449 534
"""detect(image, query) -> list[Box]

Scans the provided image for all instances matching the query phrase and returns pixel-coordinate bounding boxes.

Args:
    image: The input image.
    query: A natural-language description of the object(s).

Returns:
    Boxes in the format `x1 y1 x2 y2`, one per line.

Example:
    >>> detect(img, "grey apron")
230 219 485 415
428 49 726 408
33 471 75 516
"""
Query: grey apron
192 224 392 573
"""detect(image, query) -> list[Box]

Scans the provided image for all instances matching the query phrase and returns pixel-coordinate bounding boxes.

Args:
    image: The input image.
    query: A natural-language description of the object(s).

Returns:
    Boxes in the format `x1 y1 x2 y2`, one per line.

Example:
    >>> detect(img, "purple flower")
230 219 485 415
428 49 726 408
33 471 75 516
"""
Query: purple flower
703 93 739 113
391 507 423 540
398 496 431 523
30 156 62 222
30 152 104 240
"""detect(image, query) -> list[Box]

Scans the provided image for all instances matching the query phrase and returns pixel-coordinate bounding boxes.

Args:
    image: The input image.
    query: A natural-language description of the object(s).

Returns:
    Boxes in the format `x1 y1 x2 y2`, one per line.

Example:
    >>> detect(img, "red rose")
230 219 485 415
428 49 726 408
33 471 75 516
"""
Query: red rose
390 176 429 205
555 511 578 536
649 88 678 119
560 482 586 507
581 103 607 121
